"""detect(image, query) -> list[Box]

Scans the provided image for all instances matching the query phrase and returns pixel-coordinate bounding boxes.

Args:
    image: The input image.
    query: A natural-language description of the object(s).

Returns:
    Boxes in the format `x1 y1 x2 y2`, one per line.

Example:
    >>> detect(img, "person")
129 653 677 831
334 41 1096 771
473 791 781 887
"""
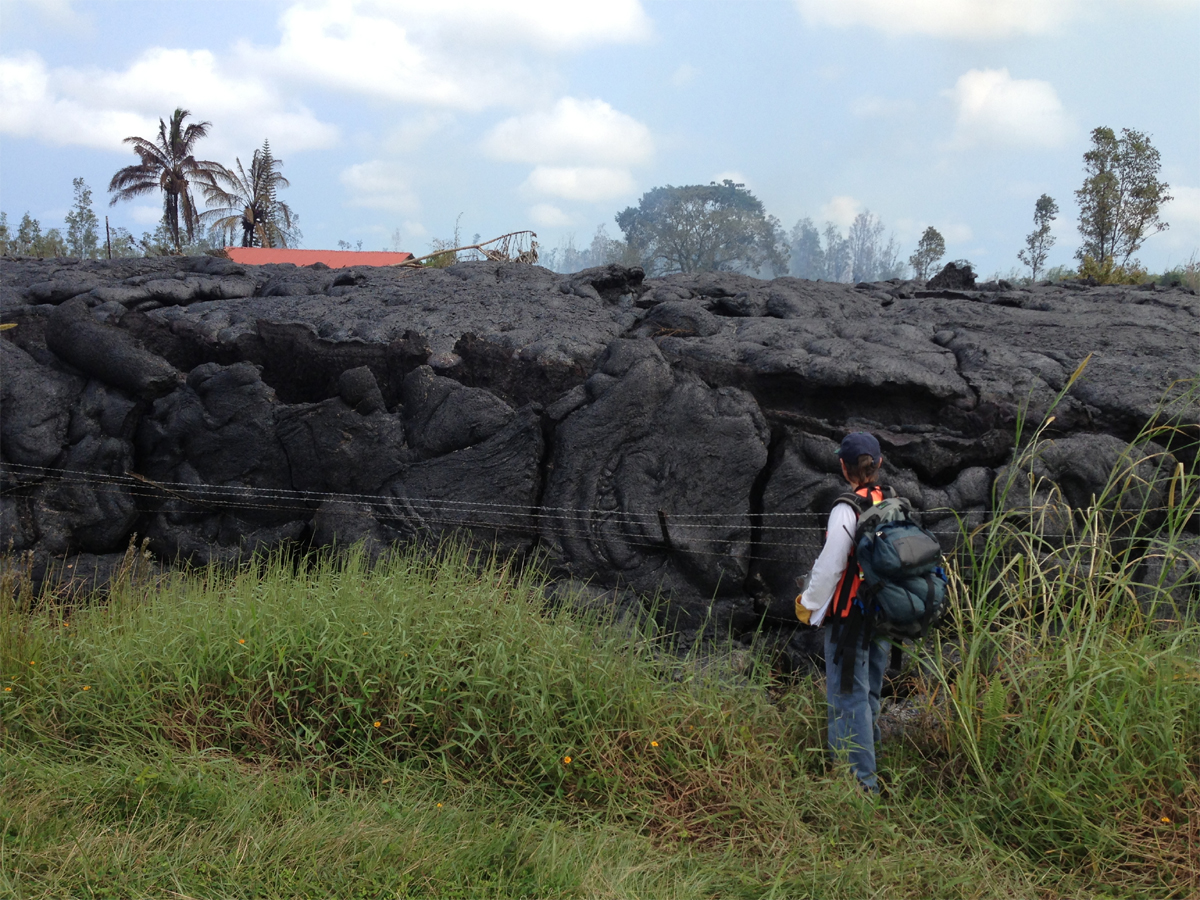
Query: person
795 432 890 793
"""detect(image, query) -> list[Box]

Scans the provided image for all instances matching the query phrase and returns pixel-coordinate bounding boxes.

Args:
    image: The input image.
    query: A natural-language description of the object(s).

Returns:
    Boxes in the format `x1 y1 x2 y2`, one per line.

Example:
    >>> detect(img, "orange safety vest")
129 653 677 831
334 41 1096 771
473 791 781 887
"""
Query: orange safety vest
828 484 886 620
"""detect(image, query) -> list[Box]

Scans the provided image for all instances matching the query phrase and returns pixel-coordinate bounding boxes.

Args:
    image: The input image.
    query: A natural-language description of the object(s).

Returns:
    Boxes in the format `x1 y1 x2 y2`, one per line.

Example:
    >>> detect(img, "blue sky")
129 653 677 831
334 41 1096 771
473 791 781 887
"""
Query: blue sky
2 0 1197 275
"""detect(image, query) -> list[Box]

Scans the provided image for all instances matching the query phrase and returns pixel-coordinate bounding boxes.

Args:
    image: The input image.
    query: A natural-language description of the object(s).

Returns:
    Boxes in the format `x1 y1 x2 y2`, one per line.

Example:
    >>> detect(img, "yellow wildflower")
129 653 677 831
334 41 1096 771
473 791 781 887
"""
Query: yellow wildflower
374 721 381 728
651 740 659 748
563 756 572 765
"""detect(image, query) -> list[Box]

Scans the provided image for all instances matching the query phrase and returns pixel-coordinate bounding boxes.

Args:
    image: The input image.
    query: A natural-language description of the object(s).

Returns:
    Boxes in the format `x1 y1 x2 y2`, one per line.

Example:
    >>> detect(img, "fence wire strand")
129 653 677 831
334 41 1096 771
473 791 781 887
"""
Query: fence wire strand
1 461 975 563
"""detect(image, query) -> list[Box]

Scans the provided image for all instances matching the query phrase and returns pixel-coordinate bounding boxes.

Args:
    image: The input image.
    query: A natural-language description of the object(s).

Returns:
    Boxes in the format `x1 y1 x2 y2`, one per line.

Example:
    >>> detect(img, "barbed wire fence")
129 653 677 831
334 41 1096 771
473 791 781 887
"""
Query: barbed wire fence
2 461 986 569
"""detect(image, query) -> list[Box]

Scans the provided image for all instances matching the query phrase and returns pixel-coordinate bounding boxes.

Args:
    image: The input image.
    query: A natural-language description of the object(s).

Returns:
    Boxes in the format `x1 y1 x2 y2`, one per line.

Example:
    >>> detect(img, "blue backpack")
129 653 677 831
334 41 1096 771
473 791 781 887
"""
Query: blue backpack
845 493 948 641
829 488 948 689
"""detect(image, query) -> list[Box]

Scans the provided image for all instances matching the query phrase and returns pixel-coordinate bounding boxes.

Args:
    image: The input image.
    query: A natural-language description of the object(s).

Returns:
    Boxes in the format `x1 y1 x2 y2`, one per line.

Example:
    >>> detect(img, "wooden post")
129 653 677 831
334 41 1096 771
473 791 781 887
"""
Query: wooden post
105 216 112 260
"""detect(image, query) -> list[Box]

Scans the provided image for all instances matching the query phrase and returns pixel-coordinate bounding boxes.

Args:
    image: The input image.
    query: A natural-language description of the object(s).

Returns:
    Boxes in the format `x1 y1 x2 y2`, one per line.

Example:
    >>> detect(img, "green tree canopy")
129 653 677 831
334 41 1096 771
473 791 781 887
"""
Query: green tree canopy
908 227 945 281
201 140 298 248
615 180 788 277
108 108 227 252
1075 126 1171 268
5 212 67 258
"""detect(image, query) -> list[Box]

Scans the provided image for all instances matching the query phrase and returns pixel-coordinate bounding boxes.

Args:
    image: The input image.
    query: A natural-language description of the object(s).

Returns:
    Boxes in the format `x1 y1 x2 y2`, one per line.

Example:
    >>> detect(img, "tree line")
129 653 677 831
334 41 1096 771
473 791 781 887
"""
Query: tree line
0 108 297 259
1 115 1178 286
544 126 1176 286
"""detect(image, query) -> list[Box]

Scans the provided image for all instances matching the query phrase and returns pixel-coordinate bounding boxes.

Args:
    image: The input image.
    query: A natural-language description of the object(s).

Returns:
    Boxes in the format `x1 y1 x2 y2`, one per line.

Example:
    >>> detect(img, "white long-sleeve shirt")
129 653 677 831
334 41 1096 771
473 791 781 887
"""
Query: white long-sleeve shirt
798 502 859 628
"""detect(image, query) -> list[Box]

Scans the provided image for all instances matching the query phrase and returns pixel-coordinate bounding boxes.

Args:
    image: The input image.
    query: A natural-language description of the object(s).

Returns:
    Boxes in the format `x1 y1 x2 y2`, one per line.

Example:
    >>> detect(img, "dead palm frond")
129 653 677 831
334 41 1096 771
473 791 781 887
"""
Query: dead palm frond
200 140 297 249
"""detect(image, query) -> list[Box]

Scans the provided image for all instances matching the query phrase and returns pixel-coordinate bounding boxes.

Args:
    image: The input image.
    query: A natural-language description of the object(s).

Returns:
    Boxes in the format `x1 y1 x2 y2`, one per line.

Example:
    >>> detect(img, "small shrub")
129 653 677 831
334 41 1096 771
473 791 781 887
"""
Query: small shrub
1077 253 1148 284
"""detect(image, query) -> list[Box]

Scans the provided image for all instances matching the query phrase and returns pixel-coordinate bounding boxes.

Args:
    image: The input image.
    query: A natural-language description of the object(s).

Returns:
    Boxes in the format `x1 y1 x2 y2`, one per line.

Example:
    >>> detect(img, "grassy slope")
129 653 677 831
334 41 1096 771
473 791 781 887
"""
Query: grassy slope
2 537 1195 899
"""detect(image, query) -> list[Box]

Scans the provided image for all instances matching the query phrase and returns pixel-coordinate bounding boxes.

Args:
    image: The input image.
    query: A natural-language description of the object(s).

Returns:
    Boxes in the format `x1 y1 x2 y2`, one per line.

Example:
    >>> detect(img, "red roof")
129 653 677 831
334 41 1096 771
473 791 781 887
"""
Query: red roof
223 248 414 268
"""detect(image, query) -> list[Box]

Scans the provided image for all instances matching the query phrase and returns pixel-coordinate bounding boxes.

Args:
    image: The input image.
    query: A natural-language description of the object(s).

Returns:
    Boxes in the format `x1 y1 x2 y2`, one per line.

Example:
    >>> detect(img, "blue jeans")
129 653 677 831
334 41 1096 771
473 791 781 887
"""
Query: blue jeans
824 625 889 792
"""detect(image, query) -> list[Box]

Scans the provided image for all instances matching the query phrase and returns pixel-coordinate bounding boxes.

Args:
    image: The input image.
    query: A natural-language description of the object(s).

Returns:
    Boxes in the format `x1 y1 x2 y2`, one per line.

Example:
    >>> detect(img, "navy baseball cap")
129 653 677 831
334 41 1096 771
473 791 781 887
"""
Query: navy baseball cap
839 432 881 463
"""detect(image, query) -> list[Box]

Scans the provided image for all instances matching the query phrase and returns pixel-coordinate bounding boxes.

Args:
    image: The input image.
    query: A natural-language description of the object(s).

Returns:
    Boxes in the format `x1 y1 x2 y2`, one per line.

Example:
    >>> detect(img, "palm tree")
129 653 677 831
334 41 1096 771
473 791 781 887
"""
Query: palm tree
201 140 298 248
107 108 227 252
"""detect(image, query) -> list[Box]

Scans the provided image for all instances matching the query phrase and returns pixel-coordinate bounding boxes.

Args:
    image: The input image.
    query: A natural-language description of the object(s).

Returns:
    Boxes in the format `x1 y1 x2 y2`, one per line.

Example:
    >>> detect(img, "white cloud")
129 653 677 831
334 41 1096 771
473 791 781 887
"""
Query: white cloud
259 2 502 109
947 68 1072 149
0 1 651 168
819 195 862 228
671 63 698 87
0 0 646 165
0 53 155 150
0 49 338 156
483 98 653 167
523 166 635 202
794 0 1077 39
529 203 572 227
392 0 653 50
340 160 421 212
485 98 652 202
252 1 650 111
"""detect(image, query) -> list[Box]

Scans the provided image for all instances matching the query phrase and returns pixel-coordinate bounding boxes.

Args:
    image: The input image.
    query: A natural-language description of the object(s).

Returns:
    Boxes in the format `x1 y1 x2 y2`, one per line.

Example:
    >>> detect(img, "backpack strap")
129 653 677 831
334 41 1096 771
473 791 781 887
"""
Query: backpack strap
830 482 897 624
830 545 858 619
833 484 895 516
827 484 885 621
831 489 871 517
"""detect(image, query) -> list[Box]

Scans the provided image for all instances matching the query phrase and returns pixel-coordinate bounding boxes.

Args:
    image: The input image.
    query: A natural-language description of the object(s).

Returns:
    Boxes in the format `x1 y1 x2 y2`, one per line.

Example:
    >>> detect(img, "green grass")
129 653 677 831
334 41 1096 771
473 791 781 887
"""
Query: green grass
2 388 1198 897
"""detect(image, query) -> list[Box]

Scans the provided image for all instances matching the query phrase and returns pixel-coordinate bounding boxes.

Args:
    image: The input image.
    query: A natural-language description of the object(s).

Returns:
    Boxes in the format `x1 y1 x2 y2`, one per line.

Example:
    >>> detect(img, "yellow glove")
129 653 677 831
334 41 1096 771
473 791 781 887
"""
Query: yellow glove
795 596 812 625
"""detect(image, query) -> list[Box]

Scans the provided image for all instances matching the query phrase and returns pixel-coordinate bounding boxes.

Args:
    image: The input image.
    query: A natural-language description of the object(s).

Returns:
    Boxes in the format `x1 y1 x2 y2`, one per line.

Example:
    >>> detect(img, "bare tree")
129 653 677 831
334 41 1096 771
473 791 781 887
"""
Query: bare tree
876 234 905 279
791 212 905 282
822 223 852 282
848 212 888 282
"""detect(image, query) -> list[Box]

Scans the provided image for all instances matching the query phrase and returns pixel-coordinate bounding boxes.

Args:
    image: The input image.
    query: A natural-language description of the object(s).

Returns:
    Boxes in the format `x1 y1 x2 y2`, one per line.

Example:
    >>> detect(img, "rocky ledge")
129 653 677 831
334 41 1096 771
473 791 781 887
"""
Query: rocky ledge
2 256 1196 662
